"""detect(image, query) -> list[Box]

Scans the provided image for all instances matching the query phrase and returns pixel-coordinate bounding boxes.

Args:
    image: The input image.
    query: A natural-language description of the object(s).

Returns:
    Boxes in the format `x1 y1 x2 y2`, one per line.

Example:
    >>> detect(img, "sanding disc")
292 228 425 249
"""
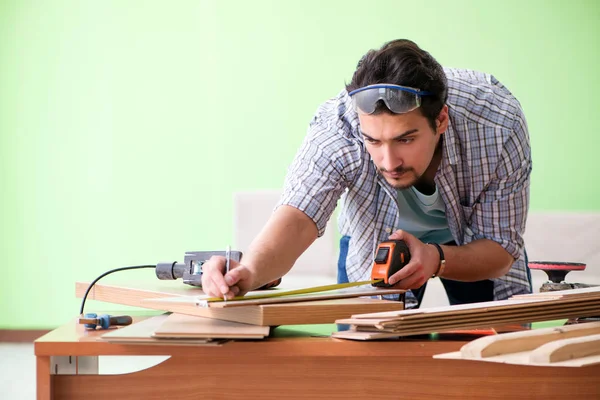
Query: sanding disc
529 261 586 271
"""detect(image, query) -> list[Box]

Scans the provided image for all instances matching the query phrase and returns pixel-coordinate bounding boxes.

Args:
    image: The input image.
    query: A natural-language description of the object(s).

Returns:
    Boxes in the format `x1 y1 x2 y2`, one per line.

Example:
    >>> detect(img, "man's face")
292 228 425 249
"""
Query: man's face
358 106 448 189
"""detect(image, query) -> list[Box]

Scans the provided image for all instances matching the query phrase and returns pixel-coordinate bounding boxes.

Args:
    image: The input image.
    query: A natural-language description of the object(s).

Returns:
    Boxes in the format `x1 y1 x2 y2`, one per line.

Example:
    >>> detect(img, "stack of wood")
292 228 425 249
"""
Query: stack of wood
333 287 600 341
76 280 407 344
76 281 405 326
100 313 270 346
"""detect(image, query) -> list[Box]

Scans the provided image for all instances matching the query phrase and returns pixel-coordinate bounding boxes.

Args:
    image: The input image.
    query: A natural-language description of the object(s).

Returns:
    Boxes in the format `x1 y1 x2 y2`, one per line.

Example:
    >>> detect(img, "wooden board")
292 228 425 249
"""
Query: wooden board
340 302 600 330
334 305 600 339
434 321 600 367
461 321 600 358
332 305 600 340
147 286 406 308
333 287 600 340
76 281 405 326
152 313 270 339
343 298 553 321
100 314 221 346
510 286 600 301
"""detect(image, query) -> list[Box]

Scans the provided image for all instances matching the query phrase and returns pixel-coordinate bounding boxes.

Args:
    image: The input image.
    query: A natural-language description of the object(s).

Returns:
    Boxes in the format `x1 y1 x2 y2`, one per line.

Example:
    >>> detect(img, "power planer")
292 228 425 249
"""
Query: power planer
155 250 281 289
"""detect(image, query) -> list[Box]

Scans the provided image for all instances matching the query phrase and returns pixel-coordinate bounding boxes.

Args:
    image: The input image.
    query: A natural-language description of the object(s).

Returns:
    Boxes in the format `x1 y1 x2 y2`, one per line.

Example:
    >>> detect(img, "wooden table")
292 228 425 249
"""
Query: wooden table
35 317 600 400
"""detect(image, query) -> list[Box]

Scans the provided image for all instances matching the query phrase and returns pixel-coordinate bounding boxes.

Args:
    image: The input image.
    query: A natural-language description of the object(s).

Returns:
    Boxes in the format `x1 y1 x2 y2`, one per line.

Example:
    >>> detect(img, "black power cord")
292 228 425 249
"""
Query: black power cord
79 265 156 315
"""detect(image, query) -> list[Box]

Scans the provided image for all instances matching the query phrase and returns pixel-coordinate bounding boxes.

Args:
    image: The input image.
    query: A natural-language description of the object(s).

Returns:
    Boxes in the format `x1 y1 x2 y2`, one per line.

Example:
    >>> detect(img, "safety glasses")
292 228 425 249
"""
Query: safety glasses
348 84 432 114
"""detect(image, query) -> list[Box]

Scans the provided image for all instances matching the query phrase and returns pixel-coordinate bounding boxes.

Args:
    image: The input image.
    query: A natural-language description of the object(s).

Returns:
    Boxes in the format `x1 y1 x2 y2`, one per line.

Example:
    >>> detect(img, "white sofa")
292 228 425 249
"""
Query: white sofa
234 190 599 306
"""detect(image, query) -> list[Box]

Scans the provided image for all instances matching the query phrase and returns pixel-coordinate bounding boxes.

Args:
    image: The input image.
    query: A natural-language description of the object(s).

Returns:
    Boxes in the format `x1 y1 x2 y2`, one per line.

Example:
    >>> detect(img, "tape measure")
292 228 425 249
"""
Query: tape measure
205 239 411 303
204 279 383 303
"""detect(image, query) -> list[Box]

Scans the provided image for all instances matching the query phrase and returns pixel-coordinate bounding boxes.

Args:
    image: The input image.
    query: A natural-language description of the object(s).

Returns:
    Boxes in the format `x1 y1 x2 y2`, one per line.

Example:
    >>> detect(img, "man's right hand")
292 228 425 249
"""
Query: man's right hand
200 205 318 299
200 256 256 299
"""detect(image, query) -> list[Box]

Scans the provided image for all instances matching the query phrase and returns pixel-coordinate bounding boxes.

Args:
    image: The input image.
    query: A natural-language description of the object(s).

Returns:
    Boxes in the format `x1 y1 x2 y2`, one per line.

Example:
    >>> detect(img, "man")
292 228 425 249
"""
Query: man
202 39 532 307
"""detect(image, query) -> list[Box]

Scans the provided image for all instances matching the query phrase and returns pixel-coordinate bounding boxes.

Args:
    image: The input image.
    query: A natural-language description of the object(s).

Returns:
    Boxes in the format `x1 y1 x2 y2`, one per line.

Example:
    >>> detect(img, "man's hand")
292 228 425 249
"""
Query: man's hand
201 205 318 299
200 256 256 299
386 230 440 289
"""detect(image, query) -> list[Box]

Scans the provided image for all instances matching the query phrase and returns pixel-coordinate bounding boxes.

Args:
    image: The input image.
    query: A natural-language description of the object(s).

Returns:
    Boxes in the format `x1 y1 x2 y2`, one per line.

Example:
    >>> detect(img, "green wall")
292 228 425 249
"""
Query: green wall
1 0 599 329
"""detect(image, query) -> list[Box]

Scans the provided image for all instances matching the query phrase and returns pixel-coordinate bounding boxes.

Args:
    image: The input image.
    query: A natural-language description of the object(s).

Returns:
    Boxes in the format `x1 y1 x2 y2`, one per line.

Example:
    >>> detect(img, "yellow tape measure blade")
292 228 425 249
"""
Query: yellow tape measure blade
204 279 383 303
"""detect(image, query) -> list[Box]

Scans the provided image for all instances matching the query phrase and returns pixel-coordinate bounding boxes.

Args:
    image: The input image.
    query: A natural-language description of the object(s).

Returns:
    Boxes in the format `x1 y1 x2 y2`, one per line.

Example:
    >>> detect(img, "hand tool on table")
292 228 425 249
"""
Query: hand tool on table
529 261 597 292
79 247 283 319
155 248 282 290
78 313 133 330
193 240 413 303
529 261 599 325
370 239 411 287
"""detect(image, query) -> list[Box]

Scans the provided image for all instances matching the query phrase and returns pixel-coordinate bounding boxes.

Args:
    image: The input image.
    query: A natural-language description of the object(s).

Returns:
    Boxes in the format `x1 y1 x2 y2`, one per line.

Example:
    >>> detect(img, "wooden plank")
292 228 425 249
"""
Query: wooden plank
152 313 270 339
511 286 600 300
367 305 600 334
336 298 600 327
100 314 222 345
461 321 600 358
344 298 548 320
348 296 599 321
147 286 406 308
434 326 600 368
349 287 600 321
364 303 600 331
75 281 404 326
332 305 600 340
529 333 600 364
256 298 404 326
434 349 600 367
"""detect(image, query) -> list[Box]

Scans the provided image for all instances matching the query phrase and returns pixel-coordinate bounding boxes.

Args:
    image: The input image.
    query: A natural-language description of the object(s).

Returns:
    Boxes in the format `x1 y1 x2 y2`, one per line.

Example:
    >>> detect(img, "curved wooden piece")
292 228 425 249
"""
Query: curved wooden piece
530 333 600 364
461 321 600 358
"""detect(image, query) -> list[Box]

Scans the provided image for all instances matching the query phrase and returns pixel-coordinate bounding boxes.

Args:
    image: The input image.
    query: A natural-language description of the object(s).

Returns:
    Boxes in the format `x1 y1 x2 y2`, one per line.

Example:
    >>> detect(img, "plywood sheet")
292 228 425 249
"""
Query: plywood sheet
148 285 406 308
76 281 405 326
152 313 270 339
100 314 221 346
333 287 600 340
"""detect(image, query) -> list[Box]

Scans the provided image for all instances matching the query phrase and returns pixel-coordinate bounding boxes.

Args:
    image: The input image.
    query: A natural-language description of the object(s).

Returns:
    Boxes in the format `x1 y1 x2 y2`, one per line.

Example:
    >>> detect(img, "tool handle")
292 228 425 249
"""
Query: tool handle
80 313 132 329
108 315 133 326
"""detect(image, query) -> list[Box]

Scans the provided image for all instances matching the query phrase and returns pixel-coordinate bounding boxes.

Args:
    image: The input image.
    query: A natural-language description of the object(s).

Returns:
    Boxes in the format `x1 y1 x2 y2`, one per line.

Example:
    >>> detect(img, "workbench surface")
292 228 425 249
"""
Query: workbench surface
35 317 600 400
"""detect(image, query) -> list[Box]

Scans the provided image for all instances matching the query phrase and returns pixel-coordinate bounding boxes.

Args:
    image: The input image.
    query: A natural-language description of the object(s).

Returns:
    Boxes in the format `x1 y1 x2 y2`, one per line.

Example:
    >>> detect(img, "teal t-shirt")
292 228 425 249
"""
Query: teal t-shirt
396 186 454 244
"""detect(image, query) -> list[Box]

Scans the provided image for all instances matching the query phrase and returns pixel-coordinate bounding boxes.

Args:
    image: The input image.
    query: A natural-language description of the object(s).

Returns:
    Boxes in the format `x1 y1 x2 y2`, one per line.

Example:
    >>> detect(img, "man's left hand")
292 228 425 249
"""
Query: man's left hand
387 230 440 289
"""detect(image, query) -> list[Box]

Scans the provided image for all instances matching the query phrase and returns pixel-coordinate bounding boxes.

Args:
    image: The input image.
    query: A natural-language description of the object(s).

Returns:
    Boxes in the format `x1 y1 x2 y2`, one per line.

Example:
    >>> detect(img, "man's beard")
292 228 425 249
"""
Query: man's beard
378 166 420 189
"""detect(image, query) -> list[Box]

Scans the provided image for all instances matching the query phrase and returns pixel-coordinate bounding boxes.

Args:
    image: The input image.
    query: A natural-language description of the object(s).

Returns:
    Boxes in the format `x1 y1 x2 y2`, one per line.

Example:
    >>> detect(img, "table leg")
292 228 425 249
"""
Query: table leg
36 355 51 400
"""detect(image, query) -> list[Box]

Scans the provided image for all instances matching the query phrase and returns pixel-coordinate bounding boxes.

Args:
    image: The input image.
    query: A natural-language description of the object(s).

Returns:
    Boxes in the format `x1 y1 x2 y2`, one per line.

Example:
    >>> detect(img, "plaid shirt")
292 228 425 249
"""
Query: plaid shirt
279 68 532 300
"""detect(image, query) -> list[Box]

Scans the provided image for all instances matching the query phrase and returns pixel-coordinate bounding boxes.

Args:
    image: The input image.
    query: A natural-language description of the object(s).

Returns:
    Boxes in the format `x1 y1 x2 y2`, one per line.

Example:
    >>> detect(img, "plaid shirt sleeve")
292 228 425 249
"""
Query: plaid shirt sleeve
469 103 531 259
276 104 363 237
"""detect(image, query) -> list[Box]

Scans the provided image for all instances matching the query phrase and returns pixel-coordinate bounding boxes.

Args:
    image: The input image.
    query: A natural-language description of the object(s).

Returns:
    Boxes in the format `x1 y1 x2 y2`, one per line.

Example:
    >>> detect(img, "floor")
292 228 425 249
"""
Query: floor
1 342 173 399
1 343 36 400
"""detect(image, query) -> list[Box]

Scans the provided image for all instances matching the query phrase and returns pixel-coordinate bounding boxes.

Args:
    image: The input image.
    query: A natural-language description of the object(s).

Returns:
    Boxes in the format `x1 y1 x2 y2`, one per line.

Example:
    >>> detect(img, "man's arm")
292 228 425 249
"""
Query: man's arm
202 94 359 298
386 232 513 289
201 205 318 298
434 239 513 280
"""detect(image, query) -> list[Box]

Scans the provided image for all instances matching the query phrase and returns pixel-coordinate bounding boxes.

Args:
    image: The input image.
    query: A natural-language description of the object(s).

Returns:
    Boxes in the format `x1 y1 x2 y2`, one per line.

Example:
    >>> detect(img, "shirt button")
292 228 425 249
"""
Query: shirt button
385 228 392 233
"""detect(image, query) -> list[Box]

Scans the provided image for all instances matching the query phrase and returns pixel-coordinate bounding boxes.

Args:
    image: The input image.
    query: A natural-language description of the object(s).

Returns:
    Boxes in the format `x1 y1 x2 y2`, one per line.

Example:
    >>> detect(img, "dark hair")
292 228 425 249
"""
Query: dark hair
346 39 448 130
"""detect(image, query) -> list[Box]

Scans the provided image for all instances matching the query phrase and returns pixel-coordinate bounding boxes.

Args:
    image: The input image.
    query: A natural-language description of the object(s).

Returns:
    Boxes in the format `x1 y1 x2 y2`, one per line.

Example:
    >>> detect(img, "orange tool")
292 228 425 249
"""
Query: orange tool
371 239 411 287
